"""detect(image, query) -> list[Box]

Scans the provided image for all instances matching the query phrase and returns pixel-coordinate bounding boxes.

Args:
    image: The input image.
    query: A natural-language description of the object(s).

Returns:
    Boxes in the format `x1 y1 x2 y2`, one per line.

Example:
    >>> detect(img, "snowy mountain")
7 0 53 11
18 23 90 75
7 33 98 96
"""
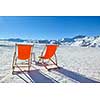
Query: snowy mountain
1 35 100 47
70 35 100 47
0 38 27 42
59 35 100 47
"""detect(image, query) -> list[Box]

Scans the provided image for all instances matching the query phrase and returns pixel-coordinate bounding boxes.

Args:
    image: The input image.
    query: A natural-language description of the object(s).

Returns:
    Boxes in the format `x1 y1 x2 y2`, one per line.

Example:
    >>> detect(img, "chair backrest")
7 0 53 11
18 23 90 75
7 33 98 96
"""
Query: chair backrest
16 44 33 60
43 45 58 59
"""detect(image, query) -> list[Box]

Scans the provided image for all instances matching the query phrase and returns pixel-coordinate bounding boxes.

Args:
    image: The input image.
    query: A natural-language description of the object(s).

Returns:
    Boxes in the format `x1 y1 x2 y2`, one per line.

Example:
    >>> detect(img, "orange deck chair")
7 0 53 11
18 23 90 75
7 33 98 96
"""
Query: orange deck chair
12 44 34 73
38 44 59 70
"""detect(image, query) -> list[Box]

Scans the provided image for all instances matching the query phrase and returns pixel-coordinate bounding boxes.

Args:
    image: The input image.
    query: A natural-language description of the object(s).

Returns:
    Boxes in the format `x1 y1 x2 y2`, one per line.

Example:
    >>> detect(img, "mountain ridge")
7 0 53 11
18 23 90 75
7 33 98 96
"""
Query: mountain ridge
0 35 100 47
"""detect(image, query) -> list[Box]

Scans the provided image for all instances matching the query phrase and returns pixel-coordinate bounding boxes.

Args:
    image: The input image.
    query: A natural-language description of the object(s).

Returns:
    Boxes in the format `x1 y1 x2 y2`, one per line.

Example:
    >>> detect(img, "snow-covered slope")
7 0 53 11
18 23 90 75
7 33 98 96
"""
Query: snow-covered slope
61 36 100 47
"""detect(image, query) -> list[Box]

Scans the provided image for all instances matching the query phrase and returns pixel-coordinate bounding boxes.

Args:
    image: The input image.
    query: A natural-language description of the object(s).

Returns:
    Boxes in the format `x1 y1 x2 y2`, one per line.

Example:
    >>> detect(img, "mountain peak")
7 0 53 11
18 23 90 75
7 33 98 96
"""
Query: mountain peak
73 35 86 39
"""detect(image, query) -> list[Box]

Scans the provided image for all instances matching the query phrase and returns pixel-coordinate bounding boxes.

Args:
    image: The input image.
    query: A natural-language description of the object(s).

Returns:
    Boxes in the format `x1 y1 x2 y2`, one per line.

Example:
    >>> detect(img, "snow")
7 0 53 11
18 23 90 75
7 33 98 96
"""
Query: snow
59 36 100 47
0 41 100 83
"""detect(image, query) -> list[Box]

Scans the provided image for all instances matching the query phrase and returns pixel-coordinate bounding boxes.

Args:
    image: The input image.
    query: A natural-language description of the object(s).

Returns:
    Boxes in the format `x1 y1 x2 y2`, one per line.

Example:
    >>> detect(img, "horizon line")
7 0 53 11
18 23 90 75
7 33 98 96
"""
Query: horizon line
0 35 100 40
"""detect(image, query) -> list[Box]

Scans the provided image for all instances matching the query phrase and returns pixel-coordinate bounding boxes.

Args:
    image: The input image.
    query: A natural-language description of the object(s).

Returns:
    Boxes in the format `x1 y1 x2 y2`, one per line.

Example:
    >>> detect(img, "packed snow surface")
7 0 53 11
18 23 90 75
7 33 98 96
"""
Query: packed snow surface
0 41 100 83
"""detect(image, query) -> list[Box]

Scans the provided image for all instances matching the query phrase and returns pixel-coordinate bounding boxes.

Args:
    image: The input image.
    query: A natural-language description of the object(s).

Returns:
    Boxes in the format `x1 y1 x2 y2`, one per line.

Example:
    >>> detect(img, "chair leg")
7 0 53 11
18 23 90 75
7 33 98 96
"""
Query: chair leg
28 65 30 71
12 59 16 74
12 52 16 73
43 62 49 70
28 59 31 71
55 55 60 69
12 66 15 73
50 58 60 69
55 54 58 65
38 57 42 63
50 58 57 66
31 52 36 63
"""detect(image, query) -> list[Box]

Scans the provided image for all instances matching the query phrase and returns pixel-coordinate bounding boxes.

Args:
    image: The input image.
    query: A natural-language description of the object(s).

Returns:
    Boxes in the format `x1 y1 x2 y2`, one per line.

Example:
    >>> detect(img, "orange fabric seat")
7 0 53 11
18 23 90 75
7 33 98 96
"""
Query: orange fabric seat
18 44 32 60
38 44 59 70
40 45 58 59
12 44 34 73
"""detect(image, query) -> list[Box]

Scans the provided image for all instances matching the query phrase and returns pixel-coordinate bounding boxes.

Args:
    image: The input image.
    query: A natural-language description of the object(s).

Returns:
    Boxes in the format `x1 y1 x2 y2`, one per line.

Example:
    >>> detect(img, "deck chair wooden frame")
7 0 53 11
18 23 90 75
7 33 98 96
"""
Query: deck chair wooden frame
12 44 34 73
38 44 59 70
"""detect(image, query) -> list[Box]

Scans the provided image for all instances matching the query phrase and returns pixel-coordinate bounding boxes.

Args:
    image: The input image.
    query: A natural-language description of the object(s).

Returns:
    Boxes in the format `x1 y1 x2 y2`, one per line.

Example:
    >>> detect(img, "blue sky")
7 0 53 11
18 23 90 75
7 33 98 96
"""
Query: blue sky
0 16 100 40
